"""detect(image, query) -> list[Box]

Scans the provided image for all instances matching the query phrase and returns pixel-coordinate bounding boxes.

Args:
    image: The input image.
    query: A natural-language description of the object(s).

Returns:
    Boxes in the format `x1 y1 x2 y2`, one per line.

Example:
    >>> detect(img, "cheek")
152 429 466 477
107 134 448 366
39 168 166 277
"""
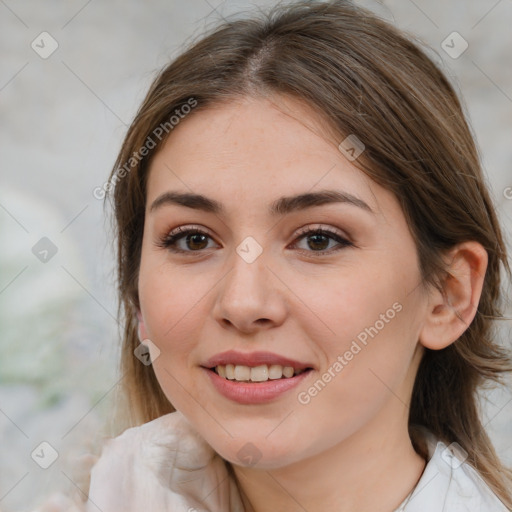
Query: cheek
138 260 213 408
139 259 205 343
291 263 420 408
139 266 201 392
292 261 410 353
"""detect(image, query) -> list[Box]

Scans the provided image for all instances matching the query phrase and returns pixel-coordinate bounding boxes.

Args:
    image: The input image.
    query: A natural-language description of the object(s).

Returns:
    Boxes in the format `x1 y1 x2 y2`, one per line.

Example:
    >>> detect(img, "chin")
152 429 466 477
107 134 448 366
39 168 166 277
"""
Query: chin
208 435 310 470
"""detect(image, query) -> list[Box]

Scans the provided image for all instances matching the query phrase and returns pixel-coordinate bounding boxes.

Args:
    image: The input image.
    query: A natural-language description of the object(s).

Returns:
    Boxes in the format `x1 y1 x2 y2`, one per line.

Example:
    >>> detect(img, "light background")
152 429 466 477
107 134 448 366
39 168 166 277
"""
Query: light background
1 0 511 510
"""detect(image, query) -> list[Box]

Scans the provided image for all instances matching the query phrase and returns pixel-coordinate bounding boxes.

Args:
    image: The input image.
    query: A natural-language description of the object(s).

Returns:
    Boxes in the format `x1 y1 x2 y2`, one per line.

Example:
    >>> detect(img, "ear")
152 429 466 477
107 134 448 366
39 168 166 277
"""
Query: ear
419 241 488 350
136 309 150 342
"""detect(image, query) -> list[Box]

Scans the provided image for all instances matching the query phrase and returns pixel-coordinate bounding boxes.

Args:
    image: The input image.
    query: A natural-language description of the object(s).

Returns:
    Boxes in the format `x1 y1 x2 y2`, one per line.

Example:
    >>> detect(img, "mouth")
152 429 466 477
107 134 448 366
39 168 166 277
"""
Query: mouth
201 351 314 404
209 364 312 382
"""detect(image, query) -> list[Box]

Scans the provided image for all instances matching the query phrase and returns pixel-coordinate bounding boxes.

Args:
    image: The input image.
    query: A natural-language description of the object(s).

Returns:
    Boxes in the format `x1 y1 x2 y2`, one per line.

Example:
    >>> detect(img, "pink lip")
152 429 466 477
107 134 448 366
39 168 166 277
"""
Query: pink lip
202 350 313 371
203 366 313 405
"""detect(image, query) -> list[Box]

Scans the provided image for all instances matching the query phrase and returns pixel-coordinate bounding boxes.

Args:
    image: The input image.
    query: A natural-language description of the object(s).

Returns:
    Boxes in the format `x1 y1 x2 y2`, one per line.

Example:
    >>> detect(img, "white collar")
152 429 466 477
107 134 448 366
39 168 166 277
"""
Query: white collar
394 431 508 511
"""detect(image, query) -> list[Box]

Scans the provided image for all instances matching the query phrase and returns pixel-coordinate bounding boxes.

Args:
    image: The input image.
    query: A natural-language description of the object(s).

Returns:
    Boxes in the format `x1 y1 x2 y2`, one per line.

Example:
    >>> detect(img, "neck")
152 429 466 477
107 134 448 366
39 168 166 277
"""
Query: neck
231 401 427 512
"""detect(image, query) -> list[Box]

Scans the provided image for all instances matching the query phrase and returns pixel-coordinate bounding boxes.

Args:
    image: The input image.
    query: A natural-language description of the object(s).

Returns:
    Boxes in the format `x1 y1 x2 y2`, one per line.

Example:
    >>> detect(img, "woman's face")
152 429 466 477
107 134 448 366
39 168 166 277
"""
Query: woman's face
138 95 429 469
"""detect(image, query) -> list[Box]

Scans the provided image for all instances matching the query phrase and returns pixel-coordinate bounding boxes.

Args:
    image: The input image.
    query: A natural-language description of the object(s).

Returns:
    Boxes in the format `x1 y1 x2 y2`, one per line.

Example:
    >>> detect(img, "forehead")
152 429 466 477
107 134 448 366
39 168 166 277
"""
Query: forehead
145 95 392 219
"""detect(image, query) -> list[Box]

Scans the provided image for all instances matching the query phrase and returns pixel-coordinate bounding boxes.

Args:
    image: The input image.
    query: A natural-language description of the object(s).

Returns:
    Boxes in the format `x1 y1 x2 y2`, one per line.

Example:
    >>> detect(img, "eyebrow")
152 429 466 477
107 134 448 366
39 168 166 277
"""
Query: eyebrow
149 189 374 216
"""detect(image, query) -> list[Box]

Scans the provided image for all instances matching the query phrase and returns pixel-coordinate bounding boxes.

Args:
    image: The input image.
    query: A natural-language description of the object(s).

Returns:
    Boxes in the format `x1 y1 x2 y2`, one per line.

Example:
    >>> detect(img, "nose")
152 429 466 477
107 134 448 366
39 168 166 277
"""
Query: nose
212 249 288 334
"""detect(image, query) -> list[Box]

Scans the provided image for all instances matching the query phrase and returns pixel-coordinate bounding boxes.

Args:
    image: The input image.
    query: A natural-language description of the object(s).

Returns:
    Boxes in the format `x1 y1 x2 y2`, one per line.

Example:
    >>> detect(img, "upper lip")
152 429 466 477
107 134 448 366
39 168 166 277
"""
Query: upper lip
202 350 313 371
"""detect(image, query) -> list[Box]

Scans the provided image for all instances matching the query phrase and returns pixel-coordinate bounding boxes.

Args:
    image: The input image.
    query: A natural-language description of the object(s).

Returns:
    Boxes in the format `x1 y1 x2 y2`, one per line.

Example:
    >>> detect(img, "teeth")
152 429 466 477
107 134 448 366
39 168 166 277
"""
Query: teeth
268 364 283 380
251 365 269 382
226 364 235 379
234 365 250 381
282 366 294 378
214 364 306 382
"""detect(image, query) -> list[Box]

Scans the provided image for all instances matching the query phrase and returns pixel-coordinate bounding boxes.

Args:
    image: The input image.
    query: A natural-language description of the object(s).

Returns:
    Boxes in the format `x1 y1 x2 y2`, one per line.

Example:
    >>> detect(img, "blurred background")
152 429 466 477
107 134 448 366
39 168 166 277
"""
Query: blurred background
1 0 511 510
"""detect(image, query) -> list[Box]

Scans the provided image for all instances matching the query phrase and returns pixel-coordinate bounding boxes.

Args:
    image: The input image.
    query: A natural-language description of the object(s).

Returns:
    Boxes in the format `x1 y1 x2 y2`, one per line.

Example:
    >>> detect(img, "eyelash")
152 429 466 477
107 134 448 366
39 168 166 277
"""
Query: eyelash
157 224 353 257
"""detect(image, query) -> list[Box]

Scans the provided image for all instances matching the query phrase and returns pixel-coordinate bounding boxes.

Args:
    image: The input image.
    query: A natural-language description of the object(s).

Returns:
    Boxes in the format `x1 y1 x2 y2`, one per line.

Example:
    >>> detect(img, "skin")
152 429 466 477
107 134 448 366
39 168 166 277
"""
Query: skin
137 94 488 512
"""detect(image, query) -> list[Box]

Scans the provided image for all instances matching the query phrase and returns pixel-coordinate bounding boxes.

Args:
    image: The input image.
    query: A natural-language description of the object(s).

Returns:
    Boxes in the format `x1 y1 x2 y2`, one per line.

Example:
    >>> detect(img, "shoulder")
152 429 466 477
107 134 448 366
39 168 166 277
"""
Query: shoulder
91 410 216 476
85 411 244 512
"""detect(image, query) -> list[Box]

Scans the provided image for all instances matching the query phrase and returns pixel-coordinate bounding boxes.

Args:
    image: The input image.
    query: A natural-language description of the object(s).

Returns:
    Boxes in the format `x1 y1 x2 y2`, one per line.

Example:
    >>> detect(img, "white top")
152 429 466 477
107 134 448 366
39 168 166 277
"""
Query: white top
393 433 509 511
81 411 508 512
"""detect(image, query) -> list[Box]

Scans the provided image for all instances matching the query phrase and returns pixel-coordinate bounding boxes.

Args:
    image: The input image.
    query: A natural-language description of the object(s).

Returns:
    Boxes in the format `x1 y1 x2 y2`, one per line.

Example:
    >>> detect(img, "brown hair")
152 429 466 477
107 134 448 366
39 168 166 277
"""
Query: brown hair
105 0 512 505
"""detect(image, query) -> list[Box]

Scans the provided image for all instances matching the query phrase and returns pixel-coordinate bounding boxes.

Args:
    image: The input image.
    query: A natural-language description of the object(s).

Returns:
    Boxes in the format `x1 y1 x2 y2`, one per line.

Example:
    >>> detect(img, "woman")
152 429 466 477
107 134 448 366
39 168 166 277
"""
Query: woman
80 1 512 510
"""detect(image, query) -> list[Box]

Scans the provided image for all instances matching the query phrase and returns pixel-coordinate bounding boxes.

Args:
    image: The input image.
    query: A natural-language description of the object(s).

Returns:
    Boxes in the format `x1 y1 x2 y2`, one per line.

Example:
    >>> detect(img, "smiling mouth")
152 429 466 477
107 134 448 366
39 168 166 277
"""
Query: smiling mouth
210 364 312 383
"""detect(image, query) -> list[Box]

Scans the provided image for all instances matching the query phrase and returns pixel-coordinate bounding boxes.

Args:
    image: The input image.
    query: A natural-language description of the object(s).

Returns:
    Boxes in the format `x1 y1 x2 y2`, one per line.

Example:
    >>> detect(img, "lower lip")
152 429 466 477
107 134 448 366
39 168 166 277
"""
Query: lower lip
203 367 312 405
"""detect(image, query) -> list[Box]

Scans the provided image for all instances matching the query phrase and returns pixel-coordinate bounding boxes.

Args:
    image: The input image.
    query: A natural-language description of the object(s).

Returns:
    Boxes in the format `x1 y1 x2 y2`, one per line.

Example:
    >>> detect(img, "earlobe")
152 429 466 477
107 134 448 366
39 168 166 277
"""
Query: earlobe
419 241 488 350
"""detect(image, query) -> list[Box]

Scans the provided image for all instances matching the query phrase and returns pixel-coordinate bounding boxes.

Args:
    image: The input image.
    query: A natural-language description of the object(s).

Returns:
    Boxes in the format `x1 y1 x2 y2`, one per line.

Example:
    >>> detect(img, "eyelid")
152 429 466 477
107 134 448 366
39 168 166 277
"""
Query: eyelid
165 224 213 238
293 223 351 242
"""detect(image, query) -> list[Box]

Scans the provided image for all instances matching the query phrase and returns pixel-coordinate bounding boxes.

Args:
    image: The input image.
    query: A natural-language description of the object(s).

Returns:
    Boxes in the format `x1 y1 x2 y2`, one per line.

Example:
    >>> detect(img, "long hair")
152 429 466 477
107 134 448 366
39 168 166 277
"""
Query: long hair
105 1 512 505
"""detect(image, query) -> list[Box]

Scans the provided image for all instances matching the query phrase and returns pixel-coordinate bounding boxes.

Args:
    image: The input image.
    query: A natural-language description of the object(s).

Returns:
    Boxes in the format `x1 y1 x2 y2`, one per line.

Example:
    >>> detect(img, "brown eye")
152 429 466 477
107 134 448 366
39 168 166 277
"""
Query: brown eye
185 232 209 250
158 227 217 253
305 233 331 251
292 227 353 256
